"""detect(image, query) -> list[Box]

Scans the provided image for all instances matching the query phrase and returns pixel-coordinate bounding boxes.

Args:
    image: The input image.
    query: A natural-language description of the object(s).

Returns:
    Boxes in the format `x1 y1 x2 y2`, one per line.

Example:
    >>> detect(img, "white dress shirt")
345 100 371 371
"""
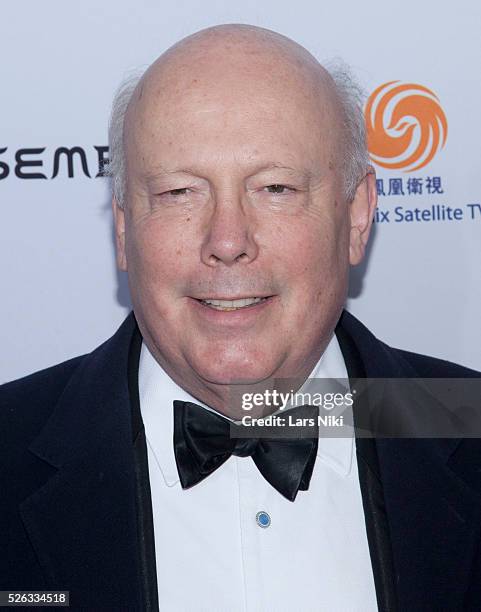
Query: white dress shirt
139 335 378 612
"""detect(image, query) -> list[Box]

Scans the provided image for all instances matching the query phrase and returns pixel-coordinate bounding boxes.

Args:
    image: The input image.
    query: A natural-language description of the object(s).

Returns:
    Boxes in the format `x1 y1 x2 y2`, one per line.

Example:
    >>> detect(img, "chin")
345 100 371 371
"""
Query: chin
187 348 278 386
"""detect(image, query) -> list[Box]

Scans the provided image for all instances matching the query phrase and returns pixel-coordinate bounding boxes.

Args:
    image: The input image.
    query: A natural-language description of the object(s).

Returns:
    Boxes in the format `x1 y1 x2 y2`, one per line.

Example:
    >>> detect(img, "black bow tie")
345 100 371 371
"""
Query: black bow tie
173 401 319 501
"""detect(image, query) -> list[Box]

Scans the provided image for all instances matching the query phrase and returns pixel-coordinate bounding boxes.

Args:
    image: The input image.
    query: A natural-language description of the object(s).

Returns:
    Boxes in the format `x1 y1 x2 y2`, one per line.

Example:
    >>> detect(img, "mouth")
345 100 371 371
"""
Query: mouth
194 296 272 312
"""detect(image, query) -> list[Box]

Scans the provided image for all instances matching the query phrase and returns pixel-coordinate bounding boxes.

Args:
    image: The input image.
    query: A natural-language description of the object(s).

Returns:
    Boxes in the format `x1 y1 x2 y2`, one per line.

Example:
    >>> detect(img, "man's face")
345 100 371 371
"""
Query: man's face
114 49 374 406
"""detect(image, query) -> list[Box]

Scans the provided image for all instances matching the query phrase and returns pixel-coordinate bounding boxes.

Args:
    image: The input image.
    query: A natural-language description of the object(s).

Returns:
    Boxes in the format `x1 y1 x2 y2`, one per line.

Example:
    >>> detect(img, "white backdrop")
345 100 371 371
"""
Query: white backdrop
1 0 480 383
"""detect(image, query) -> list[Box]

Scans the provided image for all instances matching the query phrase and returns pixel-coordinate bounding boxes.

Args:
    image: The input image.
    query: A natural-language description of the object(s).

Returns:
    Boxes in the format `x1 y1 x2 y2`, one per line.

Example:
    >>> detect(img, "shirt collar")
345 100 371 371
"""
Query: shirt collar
138 334 353 488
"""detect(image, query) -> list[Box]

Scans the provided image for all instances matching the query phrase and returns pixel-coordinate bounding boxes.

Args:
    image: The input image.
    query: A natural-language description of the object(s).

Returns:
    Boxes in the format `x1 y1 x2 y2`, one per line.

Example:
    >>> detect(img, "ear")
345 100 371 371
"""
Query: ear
349 169 377 266
112 197 127 271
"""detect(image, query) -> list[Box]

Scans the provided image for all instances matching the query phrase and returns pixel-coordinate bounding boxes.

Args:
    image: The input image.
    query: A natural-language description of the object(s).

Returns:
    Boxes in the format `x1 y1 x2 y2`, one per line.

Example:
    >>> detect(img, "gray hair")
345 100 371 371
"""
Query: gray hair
105 71 143 208
105 61 370 208
326 60 372 201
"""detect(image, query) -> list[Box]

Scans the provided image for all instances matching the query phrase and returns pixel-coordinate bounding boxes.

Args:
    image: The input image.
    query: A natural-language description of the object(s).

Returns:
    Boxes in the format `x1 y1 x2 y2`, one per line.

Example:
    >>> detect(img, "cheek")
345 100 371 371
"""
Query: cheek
125 220 192 337
275 213 349 289
125 216 194 288
279 220 349 342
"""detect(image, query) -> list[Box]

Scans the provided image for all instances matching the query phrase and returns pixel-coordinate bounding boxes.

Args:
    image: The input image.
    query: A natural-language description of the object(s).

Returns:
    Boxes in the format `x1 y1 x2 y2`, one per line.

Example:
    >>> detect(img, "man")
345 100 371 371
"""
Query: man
1 24 480 612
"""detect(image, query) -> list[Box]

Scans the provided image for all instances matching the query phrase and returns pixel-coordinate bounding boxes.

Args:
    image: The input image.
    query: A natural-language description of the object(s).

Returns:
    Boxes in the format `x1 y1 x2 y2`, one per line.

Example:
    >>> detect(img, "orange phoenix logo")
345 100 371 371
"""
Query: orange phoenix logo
365 81 448 171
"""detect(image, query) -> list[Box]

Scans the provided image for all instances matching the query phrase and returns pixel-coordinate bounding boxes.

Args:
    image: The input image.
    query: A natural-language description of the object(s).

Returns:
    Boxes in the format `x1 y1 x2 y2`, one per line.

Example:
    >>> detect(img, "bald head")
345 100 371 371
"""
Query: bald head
136 24 334 102
108 24 369 208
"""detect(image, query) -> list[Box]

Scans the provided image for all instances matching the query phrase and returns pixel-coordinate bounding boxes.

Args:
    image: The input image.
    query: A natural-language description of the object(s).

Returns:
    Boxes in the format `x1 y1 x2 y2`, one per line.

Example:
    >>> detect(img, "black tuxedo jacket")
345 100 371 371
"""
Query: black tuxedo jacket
1 311 481 611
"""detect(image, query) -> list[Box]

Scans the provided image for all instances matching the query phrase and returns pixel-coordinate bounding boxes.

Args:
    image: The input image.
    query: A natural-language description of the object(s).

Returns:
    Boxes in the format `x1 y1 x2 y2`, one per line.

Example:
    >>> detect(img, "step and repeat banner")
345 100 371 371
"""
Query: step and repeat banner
1 1 480 382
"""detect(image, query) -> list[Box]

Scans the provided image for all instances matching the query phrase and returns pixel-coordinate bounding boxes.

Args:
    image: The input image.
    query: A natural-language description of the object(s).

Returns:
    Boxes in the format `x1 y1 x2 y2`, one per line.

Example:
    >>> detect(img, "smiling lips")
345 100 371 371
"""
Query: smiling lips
199 297 269 311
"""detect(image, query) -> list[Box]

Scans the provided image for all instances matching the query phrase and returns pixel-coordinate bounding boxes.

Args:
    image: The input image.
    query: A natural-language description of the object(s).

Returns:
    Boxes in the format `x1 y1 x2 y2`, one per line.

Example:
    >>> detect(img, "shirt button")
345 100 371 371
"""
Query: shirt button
256 511 271 528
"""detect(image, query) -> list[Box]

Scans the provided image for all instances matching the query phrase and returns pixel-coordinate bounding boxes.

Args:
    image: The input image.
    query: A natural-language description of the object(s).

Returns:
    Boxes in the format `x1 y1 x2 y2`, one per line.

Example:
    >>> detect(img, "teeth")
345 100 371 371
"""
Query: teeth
201 297 266 310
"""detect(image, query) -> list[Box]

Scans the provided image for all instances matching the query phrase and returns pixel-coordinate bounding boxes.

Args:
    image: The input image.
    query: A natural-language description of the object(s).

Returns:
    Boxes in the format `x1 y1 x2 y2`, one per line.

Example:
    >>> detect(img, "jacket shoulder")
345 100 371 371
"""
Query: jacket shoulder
0 314 137 449
339 309 480 378
394 348 480 378
0 356 86 444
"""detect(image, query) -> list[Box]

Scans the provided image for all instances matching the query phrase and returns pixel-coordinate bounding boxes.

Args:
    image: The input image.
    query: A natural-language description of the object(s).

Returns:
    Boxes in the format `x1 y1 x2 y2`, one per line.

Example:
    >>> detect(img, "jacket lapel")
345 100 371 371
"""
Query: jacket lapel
376 437 481 611
338 310 481 611
19 313 143 610
336 319 398 612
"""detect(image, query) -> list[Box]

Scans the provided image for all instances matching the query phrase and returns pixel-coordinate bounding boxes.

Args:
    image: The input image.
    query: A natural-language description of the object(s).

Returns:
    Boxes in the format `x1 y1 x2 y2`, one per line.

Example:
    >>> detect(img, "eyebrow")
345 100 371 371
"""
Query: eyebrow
141 163 315 182
141 166 200 181
248 164 314 180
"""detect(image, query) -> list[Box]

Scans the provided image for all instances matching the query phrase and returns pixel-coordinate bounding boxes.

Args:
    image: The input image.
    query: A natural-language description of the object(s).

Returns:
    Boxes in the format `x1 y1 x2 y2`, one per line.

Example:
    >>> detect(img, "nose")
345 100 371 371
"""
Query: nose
200 191 259 267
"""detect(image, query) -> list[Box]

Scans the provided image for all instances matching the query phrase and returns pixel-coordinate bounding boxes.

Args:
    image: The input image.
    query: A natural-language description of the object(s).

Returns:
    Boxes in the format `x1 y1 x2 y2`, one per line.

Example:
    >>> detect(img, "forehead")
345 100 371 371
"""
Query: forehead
124 48 343 175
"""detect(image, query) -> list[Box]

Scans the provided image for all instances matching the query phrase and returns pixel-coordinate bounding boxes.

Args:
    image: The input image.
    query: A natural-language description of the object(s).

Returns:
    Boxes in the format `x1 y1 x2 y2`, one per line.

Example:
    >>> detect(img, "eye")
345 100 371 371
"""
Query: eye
265 184 293 194
164 188 189 196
